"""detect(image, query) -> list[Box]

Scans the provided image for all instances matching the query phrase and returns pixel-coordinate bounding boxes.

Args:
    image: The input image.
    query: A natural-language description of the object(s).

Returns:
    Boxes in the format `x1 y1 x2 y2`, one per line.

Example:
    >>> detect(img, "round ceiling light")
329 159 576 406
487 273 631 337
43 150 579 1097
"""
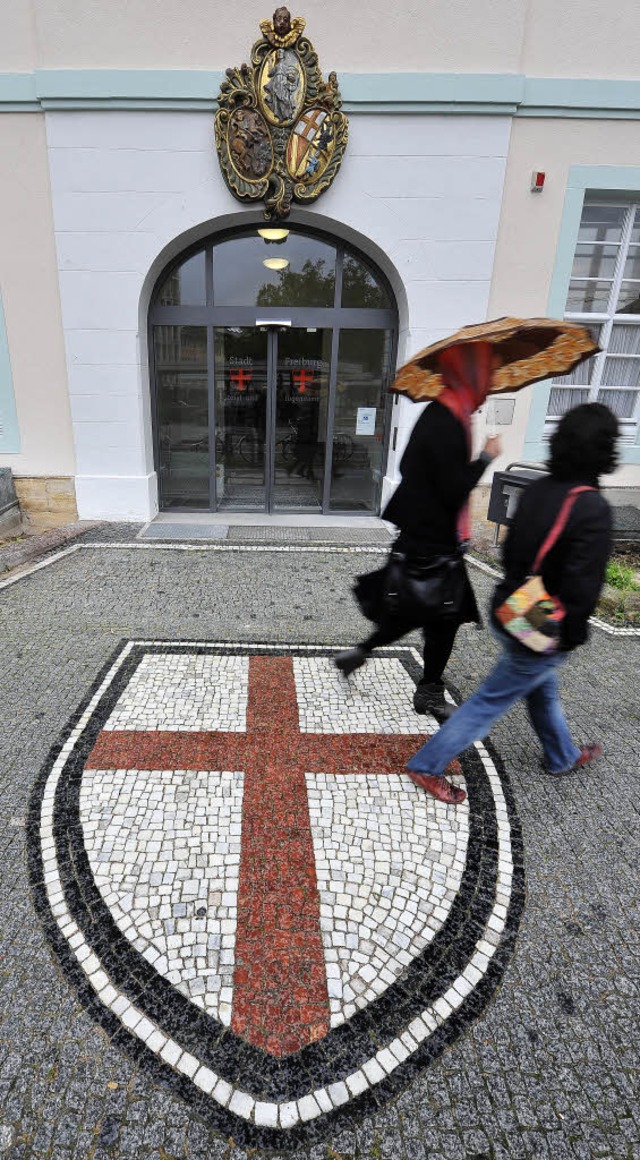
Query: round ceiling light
263 257 289 271
258 228 290 241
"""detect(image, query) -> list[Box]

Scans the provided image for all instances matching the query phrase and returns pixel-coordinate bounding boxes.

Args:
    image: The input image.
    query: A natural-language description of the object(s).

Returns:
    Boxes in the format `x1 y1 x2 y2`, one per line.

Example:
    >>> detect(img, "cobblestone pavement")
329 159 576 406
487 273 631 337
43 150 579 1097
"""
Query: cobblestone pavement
0 530 638 1160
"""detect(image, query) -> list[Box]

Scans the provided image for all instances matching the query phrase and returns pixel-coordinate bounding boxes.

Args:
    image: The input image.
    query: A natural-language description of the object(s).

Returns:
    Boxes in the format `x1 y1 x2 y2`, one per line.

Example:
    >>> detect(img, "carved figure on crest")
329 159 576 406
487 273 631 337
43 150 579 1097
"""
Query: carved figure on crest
263 48 301 123
215 8 348 219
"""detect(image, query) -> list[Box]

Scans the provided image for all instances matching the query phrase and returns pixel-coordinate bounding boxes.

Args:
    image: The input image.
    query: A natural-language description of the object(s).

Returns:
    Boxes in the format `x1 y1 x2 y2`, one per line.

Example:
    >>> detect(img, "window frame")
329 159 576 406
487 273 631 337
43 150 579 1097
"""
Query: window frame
546 199 640 443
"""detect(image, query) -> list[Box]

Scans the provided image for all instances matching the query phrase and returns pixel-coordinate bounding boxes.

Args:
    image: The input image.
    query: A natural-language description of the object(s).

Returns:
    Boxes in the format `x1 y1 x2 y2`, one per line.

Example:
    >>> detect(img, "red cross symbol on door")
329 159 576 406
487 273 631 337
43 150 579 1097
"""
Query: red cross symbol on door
291 368 315 394
86 656 444 1057
230 368 252 392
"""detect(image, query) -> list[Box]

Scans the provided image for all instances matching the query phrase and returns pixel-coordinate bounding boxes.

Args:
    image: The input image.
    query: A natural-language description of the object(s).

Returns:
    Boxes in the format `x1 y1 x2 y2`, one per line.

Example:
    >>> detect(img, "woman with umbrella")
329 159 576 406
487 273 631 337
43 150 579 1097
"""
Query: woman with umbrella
334 338 501 722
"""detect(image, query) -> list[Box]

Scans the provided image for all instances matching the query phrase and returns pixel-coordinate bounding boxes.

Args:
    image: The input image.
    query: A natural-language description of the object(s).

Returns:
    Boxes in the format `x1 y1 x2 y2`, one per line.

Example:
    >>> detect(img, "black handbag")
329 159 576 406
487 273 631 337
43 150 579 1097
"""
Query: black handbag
352 564 390 623
354 550 466 626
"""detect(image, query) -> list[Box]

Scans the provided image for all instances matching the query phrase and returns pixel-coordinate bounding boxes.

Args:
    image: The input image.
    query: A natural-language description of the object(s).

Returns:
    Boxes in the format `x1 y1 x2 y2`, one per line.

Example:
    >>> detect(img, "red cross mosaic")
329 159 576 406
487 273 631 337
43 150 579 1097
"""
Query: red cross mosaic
33 641 522 1147
86 655 444 1057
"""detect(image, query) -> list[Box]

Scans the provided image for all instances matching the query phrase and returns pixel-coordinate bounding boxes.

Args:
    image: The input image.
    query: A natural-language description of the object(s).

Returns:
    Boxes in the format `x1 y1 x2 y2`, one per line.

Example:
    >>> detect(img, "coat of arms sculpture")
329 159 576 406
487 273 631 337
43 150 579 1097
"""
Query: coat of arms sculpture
215 7 348 220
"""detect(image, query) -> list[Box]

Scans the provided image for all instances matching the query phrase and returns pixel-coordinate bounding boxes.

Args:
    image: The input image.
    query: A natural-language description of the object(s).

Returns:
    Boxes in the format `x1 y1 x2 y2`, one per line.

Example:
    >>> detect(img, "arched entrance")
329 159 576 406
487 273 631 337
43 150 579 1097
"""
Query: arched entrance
149 224 398 514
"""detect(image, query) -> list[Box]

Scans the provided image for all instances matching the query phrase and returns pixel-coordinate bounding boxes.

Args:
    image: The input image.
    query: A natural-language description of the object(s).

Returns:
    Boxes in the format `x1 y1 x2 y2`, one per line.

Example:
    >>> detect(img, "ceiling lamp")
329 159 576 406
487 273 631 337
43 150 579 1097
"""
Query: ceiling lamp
263 257 289 271
258 228 290 241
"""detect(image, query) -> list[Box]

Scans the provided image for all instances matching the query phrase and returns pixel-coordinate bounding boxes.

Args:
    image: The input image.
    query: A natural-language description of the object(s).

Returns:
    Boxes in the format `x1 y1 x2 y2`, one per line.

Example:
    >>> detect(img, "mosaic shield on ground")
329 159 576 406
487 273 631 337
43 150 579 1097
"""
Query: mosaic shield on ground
29 641 524 1148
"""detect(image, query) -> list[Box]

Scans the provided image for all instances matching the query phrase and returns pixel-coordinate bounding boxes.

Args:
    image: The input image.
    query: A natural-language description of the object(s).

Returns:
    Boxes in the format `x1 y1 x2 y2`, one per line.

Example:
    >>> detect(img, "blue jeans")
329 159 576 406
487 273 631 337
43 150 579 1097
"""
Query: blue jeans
406 632 581 777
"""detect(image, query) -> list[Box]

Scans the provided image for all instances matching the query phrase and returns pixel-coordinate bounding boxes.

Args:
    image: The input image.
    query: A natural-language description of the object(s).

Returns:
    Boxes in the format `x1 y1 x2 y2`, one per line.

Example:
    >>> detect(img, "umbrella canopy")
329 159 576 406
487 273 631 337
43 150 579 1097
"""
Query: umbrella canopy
390 316 599 402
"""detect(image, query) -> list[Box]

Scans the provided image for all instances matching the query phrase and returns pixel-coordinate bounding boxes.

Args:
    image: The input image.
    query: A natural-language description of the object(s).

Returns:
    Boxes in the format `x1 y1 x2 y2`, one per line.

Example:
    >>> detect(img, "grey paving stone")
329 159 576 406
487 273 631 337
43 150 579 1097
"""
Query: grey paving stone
0 539 638 1159
78 522 146 543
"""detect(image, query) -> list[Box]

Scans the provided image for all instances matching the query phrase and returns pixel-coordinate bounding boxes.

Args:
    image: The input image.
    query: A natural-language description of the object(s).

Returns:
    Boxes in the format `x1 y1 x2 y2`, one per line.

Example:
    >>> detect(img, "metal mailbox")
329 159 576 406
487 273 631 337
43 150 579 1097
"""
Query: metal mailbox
487 461 548 543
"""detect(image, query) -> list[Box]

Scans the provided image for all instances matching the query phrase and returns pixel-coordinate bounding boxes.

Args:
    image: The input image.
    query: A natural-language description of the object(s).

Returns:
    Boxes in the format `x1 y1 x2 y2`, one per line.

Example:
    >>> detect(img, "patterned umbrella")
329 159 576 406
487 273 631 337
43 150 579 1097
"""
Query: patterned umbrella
390 316 599 401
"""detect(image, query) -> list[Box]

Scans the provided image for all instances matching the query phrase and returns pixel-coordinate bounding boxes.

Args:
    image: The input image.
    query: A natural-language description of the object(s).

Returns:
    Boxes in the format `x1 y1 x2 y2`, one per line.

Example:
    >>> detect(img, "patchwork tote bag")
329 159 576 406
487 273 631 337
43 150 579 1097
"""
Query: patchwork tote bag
495 486 595 654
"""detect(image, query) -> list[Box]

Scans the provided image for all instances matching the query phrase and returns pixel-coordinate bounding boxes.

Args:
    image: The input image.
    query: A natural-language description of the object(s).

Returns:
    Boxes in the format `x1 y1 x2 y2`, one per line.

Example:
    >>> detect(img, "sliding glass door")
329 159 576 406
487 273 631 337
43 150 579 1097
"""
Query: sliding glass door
150 225 397 514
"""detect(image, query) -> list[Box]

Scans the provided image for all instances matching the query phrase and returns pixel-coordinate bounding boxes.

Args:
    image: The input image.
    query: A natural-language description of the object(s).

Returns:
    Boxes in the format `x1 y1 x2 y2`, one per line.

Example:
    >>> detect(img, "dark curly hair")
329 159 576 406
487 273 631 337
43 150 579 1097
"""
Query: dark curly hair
548 402 619 482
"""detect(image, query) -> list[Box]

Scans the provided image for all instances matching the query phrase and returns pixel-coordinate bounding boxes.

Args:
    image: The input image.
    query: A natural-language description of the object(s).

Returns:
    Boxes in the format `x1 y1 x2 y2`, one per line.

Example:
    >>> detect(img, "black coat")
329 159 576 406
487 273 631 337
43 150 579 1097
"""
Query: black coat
382 401 489 625
492 476 612 651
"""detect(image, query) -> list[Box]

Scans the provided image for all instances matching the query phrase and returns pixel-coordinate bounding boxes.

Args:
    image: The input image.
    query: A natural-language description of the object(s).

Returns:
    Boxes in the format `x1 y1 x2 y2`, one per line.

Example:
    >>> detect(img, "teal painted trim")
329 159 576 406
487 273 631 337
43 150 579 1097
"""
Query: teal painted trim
523 438 640 467
564 165 640 192
0 295 20 455
522 77 640 115
0 69 640 117
524 164 640 455
547 187 586 319
36 68 225 101
339 71 524 106
519 108 640 120
0 72 38 110
342 101 520 115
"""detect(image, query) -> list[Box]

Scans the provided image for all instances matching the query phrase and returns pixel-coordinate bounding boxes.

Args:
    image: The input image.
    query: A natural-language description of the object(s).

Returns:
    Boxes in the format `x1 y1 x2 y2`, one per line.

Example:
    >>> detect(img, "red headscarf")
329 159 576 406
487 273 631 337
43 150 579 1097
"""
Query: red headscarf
436 341 494 544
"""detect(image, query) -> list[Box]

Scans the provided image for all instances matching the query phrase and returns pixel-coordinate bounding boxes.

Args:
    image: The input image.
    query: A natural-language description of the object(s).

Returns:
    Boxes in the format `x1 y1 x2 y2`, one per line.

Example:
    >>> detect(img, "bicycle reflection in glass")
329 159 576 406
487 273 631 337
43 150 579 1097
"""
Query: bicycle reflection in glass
214 421 355 474
284 426 355 481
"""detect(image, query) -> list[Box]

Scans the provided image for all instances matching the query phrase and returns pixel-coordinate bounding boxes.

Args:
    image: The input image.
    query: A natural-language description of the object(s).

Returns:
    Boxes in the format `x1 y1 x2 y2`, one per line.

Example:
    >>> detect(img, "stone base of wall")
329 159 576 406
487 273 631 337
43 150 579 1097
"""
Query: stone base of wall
0 506 22 538
13 476 78 531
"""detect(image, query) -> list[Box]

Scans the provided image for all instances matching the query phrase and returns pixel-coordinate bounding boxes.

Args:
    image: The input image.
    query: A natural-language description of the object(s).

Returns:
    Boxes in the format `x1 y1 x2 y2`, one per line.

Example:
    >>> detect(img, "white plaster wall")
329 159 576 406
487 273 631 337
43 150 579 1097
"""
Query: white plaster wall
10 0 640 78
0 2 35 70
30 0 526 73
522 0 640 80
46 109 510 519
0 114 74 476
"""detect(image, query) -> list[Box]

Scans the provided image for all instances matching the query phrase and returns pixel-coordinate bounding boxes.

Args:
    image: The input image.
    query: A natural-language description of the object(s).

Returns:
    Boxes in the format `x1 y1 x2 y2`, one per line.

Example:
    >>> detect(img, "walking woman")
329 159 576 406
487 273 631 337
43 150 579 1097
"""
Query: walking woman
334 341 501 721
405 402 618 805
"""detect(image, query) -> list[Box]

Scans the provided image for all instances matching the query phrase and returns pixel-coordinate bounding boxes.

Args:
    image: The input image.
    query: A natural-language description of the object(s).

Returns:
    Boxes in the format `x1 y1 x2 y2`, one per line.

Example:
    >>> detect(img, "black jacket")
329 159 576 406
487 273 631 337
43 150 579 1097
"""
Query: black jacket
383 401 488 552
382 400 490 626
492 476 612 651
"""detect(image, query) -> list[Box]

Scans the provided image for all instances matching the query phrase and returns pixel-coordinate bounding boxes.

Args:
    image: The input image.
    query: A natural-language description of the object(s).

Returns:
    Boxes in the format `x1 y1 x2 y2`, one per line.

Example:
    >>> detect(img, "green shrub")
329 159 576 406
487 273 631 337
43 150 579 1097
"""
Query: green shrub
606 560 640 592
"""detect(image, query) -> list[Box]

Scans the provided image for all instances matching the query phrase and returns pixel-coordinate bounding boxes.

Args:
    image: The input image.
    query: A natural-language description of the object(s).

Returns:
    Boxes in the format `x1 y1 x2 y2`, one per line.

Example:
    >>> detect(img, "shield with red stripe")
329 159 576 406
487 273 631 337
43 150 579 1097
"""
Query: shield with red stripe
29 641 524 1147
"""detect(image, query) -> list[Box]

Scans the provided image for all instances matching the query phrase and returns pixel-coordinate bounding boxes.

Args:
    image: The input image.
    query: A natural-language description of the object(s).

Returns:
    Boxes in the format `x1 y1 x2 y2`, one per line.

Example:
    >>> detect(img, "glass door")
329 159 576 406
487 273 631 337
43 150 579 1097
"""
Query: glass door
211 324 390 513
329 329 393 512
151 226 398 515
213 327 269 511
272 327 332 512
155 325 209 509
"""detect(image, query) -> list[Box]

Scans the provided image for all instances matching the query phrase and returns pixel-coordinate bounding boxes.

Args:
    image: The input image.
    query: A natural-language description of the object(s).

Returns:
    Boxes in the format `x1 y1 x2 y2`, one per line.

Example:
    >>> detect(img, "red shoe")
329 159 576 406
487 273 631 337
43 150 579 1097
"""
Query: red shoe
548 743 603 778
407 770 467 804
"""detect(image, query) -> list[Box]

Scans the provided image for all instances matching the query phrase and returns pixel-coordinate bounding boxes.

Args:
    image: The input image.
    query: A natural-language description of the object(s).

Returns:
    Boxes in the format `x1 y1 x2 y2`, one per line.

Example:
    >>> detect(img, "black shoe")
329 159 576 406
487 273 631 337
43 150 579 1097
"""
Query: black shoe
334 647 368 678
413 681 455 722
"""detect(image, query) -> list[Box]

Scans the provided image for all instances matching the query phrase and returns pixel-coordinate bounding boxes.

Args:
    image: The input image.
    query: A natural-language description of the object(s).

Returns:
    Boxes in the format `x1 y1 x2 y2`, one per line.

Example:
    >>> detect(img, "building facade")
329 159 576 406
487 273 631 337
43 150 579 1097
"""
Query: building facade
1 0 639 525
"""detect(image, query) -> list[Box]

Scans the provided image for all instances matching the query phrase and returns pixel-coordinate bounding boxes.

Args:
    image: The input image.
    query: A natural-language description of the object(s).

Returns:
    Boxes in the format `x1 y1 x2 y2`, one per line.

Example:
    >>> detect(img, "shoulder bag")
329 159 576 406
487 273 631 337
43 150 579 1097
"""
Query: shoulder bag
354 548 466 626
495 485 594 654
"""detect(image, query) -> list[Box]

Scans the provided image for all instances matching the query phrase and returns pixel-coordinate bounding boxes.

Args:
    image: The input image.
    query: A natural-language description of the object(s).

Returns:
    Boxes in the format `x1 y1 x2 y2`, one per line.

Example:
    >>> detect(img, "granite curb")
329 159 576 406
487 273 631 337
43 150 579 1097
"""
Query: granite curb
0 521 102 576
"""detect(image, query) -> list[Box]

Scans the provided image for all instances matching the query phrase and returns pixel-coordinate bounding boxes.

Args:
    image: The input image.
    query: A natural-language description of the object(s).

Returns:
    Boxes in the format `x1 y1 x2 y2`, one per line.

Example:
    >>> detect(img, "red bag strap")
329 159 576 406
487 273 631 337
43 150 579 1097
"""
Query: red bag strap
531 486 595 575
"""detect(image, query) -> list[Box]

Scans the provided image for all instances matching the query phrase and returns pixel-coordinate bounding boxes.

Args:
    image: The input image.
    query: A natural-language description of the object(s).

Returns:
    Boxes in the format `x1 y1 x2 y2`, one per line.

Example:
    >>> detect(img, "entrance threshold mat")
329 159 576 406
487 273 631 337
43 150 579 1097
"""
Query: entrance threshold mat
138 524 230 541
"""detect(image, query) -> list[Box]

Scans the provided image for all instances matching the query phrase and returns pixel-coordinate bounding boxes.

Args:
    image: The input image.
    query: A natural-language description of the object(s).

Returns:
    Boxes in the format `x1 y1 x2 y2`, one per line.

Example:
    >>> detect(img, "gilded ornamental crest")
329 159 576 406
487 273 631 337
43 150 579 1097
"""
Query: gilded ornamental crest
214 7 348 219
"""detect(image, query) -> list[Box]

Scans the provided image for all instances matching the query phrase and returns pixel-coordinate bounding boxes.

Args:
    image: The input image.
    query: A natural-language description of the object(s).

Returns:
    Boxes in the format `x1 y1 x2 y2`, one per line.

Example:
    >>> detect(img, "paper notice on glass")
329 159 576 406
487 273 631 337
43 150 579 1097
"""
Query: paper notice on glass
356 407 376 436
485 398 497 437
485 397 515 432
